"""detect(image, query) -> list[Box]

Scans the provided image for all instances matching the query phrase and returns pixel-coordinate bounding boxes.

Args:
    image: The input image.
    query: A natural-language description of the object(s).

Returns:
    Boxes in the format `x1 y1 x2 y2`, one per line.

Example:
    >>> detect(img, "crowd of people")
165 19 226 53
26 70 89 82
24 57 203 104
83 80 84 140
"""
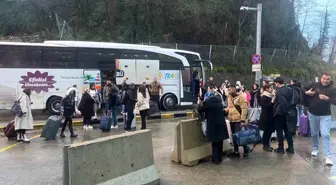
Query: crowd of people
197 73 336 166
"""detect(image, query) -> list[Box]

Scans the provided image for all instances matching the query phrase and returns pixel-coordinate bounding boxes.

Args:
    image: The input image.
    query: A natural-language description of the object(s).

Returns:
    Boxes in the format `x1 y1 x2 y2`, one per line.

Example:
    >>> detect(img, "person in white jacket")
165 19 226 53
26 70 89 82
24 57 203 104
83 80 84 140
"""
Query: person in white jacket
136 85 150 129
15 89 33 143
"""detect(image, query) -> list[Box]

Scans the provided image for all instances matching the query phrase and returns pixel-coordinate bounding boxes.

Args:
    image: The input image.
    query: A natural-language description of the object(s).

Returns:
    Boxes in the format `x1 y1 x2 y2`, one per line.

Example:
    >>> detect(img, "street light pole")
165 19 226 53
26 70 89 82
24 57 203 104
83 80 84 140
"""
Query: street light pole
240 3 263 84
255 3 262 84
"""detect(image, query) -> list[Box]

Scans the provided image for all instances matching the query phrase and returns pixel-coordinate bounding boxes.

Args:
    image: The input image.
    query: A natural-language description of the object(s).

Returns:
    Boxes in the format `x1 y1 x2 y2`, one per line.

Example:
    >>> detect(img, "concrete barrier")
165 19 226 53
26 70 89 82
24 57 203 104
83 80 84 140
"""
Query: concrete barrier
63 130 160 185
171 119 232 166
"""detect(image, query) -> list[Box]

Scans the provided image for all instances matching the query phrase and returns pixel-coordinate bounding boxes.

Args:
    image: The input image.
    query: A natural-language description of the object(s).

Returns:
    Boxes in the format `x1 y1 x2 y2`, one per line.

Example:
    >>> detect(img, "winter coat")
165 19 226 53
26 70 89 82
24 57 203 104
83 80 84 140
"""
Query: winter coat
198 95 229 142
14 93 33 130
125 88 137 112
61 96 76 117
108 91 118 109
226 93 248 122
303 82 336 116
250 89 261 108
78 93 95 118
136 92 150 111
103 85 111 102
259 91 274 131
273 86 293 117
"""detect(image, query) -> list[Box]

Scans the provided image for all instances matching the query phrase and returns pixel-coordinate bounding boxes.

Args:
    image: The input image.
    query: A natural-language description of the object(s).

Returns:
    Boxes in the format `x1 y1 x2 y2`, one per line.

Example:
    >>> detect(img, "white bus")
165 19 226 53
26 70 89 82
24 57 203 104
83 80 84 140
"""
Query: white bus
0 41 212 114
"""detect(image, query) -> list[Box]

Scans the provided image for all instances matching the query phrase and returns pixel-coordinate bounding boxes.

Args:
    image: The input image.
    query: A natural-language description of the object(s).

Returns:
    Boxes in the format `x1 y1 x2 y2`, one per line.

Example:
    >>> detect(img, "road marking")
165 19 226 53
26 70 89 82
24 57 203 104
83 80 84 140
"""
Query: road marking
0 134 40 153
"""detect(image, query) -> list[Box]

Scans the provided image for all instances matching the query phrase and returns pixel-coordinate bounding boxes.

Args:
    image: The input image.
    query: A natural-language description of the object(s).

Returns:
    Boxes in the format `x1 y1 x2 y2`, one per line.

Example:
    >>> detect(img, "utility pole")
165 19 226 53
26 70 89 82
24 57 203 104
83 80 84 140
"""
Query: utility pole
240 3 263 84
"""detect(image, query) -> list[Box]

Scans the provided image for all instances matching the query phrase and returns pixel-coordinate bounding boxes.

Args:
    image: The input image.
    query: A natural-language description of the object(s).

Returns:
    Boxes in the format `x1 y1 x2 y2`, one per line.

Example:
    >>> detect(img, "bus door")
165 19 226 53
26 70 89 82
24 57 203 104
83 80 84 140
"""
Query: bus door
180 61 203 104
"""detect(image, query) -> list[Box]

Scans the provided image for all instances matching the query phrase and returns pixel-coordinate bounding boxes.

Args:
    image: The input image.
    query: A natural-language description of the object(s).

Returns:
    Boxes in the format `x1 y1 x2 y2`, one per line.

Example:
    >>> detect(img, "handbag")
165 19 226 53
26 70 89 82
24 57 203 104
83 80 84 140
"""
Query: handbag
232 124 262 152
10 96 24 117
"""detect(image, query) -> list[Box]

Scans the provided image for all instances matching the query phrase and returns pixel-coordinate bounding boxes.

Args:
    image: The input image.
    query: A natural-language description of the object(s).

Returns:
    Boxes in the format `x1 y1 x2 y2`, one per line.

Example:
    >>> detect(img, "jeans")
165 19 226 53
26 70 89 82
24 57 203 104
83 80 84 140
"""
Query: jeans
110 106 118 127
151 95 161 110
297 105 304 127
104 102 110 116
61 116 74 135
308 112 332 157
83 117 91 126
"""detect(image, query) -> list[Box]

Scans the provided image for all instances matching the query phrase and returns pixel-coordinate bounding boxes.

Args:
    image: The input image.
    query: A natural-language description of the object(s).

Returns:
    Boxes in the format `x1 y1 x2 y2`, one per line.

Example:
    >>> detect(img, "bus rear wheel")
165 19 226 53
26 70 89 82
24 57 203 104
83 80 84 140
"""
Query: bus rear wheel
162 94 177 111
47 96 62 115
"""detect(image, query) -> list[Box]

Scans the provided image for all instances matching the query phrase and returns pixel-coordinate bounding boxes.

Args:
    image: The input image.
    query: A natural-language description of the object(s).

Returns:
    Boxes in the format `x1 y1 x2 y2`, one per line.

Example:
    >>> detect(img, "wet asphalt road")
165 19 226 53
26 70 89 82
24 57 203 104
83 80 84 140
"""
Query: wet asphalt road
0 118 336 185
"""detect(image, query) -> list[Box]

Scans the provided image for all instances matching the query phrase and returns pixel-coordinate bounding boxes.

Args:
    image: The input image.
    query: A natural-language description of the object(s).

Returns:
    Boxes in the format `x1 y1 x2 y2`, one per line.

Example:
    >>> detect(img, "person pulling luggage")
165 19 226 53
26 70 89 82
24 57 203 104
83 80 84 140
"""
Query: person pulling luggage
60 90 78 137
14 88 34 143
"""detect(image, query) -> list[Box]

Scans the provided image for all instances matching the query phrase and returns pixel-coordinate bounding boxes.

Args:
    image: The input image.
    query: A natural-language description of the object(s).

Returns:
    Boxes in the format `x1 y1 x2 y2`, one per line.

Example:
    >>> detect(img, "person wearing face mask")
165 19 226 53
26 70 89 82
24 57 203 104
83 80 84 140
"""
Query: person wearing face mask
14 89 34 143
304 73 336 166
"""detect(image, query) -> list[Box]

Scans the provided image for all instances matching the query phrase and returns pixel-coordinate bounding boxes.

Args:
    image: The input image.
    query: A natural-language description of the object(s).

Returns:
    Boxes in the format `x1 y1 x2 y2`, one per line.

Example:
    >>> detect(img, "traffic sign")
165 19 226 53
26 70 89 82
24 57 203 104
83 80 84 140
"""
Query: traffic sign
252 64 261 72
252 54 262 64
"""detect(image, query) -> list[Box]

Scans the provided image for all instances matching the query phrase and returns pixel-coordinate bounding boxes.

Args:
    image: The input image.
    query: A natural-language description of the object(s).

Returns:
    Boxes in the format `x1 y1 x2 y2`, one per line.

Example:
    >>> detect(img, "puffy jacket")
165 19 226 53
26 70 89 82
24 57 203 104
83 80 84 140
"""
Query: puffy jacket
226 93 248 122
273 85 292 117
61 96 75 117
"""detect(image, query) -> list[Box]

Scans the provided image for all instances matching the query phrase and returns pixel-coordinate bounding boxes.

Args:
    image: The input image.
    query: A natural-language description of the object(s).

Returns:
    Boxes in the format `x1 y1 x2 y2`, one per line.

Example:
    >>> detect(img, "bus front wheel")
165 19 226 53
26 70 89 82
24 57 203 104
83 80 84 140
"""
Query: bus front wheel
161 94 177 111
47 96 62 115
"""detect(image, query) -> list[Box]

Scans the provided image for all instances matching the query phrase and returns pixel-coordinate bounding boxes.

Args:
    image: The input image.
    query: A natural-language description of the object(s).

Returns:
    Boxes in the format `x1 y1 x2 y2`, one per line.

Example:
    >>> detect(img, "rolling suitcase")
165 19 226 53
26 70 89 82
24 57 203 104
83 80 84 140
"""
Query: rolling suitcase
299 115 310 136
4 120 17 140
41 115 62 140
100 116 112 132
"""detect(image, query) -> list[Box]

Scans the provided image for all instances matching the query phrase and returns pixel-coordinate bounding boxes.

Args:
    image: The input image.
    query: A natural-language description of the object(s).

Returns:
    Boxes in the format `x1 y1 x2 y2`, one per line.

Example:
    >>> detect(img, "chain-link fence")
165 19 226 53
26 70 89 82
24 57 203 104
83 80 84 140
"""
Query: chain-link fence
150 43 320 68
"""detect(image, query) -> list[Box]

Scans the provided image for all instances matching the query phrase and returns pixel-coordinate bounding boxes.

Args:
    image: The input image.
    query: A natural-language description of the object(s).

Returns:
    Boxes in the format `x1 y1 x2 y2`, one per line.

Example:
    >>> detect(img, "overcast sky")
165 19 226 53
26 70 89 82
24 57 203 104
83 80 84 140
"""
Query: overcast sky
299 0 336 45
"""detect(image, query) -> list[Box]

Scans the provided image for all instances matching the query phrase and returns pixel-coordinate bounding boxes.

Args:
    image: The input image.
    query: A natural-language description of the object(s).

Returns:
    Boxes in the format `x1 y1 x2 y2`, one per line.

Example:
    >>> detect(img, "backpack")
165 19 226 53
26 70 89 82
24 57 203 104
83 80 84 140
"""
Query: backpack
288 86 300 106
10 96 24 117
120 90 127 105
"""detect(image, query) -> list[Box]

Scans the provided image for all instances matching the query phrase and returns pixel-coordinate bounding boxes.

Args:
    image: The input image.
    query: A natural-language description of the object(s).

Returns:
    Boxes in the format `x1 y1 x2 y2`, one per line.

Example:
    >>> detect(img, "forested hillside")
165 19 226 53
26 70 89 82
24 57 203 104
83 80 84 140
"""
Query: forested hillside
0 0 333 83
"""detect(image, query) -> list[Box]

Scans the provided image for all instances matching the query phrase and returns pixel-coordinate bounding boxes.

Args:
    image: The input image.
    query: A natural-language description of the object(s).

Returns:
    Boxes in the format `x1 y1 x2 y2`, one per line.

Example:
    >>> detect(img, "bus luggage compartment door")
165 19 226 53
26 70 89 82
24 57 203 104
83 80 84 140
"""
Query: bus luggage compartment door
136 60 159 84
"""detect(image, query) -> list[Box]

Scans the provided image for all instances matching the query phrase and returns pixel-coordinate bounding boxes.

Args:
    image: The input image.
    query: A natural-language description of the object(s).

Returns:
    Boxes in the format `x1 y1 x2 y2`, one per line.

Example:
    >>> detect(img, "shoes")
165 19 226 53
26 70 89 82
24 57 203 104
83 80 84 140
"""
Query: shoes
22 134 30 143
87 125 93 129
311 150 319 157
286 148 295 154
263 146 274 152
243 146 251 157
83 125 87 130
60 134 66 138
324 157 333 166
70 134 78 138
275 148 285 154
231 152 240 158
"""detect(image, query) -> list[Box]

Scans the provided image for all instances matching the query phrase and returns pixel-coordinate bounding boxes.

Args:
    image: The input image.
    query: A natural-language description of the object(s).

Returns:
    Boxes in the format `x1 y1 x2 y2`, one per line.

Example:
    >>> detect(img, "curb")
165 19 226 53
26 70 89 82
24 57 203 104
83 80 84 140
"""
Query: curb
0 111 193 131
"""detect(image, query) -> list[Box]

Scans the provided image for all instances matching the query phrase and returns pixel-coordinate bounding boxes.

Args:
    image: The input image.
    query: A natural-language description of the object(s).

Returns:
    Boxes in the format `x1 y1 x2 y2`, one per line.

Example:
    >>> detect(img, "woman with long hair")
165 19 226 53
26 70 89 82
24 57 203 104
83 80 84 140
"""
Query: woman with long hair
250 83 261 108
136 85 150 129
14 89 34 143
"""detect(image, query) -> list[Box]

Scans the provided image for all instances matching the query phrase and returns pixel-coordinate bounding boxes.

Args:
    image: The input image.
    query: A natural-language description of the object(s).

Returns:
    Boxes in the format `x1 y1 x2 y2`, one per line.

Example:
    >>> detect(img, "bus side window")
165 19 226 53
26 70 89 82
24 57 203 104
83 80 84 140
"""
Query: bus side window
0 46 41 68
42 48 76 68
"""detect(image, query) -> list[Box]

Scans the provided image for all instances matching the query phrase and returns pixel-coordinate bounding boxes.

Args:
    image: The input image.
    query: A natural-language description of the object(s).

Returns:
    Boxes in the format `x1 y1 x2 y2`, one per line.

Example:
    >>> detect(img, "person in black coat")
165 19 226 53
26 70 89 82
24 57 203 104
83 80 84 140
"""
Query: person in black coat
198 93 229 164
78 90 95 130
60 90 78 137
259 84 275 152
124 83 137 132
273 77 294 154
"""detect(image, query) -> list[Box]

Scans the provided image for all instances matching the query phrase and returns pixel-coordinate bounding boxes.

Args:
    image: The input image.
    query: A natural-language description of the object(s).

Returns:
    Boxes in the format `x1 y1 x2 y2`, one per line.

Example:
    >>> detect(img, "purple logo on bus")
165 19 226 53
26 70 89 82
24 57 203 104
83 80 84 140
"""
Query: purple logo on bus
19 71 56 93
